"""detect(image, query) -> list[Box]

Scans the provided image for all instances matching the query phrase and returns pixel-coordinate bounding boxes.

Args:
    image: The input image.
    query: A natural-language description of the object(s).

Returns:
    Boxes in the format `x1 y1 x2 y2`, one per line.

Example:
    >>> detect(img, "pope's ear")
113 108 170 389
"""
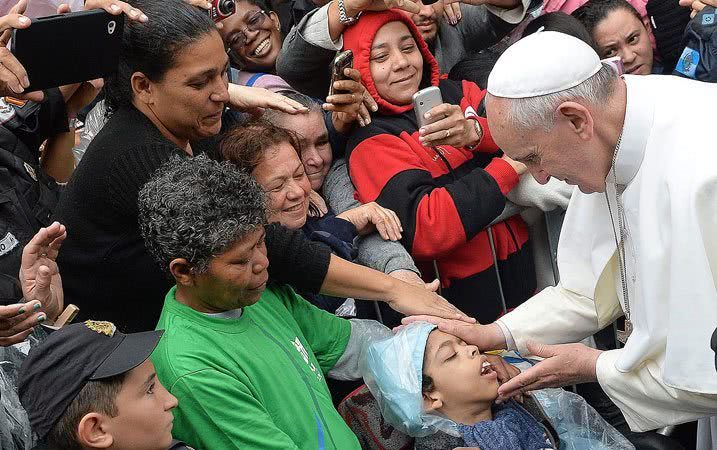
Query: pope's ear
556 101 593 141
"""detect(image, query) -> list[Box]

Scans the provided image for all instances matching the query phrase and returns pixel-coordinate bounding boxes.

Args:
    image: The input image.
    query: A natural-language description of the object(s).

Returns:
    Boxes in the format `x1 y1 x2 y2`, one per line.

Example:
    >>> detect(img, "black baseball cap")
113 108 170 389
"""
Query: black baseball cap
18 321 163 441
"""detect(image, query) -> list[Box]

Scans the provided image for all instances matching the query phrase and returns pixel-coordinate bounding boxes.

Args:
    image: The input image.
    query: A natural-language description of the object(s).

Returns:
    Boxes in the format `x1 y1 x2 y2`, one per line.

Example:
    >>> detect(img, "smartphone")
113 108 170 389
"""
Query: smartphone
11 10 124 92
329 50 353 96
412 86 443 129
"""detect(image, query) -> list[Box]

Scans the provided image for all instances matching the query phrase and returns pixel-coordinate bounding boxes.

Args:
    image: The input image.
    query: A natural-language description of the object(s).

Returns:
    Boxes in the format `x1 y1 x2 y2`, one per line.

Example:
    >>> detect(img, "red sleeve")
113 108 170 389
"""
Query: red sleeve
348 133 506 260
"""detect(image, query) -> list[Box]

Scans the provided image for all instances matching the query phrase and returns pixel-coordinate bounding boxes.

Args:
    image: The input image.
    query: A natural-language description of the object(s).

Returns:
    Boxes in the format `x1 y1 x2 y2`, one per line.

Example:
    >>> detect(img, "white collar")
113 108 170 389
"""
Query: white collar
605 75 654 187
205 308 243 319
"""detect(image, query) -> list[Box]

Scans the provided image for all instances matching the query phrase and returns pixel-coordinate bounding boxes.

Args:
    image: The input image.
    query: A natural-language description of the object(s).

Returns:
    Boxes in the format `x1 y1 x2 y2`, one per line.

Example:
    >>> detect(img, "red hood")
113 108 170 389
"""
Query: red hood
342 10 440 115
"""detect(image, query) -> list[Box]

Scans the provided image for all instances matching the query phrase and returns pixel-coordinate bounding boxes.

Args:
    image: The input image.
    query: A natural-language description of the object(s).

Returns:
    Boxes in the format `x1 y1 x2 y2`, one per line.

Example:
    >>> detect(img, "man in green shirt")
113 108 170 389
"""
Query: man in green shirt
138 155 387 449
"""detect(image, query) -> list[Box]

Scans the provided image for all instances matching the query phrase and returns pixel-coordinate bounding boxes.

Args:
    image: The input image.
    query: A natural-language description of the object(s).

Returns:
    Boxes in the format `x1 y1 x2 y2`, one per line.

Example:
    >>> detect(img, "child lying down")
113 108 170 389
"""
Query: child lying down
361 322 634 450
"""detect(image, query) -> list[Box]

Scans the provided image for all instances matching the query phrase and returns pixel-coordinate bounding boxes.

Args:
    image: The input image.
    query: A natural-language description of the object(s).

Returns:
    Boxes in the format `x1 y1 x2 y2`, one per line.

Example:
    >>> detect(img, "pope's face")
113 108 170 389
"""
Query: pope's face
486 95 609 194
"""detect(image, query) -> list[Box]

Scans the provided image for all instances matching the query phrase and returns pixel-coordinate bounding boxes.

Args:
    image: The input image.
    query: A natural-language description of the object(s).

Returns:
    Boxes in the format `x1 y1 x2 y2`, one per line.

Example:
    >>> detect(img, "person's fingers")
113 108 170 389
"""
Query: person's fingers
420 123 461 146
358 102 371 127
185 0 213 8
525 340 557 359
0 328 33 346
0 310 46 337
343 67 361 82
392 324 407 334
267 94 308 114
0 13 32 47
452 2 462 21
325 92 360 106
423 103 455 124
420 112 459 136
0 301 37 320
495 366 543 400
424 279 440 292
35 265 53 295
370 206 399 240
56 3 71 14
381 207 402 240
15 90 44 102
85 0 148 22
402 314 446 326
8 0 28 15
443 1 458 25
362 91 378 113
391 0 421 14
0 47 29 91
331 79 363 95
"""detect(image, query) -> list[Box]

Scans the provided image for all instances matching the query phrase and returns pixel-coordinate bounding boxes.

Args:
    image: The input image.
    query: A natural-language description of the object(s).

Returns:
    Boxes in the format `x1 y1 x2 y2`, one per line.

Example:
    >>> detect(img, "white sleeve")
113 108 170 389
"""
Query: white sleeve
485 0 531 24
497 284 604 355
596 350 717 432
301 3 343 51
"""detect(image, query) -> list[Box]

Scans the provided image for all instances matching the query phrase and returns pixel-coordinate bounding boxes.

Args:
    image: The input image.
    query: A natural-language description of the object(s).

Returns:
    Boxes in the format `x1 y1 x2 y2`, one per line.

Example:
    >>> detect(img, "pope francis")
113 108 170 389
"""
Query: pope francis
406 30 717 433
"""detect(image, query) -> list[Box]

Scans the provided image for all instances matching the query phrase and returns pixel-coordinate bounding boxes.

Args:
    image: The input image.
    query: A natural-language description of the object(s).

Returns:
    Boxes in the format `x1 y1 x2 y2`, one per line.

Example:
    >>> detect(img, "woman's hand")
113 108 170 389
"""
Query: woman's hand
84 0 149 22
324 68 377 132
343 0 421 18
418 103 480 148
501 154 528 176
679 0 717 17
307 190 328 218
442 1 462 25
337 202 403 241
389 270 440 292
19 222 66 322
227 84 309 115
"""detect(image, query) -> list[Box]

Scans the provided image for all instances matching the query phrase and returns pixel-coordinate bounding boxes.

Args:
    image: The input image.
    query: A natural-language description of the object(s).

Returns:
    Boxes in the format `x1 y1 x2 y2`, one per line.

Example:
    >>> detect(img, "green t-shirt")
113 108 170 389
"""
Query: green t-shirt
152 284 359 450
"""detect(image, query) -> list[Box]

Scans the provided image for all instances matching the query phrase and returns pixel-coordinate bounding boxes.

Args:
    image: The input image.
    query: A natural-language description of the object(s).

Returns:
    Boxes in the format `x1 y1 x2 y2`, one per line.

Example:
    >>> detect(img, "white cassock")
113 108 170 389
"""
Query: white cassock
497 74 717 432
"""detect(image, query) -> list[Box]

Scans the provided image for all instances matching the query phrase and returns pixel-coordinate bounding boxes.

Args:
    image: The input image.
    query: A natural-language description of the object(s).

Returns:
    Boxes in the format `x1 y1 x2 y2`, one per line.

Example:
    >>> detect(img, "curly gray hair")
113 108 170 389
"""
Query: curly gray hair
138 154 267 277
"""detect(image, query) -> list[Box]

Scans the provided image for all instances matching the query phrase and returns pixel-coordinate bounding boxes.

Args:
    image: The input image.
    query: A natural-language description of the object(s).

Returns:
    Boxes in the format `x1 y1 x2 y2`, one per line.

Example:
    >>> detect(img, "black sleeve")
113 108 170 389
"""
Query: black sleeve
264 222 332 293
275 10 336 99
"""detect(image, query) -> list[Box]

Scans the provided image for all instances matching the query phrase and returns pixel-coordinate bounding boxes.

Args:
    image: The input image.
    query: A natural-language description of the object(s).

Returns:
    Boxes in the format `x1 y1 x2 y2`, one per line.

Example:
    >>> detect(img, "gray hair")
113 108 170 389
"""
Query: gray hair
138 154 267 277
506 63 618 131
263 90 323 126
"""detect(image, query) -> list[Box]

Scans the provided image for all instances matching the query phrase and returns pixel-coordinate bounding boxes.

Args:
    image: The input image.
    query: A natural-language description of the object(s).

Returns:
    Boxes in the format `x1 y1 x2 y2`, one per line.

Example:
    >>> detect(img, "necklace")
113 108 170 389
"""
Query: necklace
604 131 633 344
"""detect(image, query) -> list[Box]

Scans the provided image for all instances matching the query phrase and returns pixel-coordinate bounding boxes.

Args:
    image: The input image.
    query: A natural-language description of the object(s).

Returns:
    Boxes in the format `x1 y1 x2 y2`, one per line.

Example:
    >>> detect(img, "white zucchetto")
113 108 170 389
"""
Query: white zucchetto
487 31 602 99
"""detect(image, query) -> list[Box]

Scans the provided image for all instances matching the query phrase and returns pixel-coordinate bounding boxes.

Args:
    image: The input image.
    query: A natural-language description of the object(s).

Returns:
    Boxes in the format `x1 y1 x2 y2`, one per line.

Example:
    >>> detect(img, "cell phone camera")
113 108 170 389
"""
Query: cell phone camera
107 21 116 34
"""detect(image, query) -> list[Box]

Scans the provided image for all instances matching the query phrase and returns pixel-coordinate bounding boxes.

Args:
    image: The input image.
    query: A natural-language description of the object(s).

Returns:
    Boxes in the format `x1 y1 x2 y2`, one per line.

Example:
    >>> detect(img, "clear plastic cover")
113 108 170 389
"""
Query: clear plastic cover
0 329 46 450
532 388 635 450
360 322 459 438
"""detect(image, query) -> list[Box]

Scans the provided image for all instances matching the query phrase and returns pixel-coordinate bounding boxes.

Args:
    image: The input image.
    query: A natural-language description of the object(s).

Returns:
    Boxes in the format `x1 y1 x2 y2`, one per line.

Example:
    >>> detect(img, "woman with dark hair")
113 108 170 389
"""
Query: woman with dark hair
55 0 464 332
341 11 536 323
572 0 658 74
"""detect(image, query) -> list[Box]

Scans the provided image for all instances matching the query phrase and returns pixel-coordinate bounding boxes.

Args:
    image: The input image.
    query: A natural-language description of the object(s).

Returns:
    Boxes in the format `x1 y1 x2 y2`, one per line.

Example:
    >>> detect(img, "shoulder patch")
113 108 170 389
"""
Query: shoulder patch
0 232 19 257
0 98 16 125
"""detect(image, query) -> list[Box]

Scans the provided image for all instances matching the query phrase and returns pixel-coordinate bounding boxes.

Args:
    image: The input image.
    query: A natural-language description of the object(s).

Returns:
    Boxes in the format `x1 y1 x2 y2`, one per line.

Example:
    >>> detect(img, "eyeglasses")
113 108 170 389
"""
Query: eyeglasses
226 10 270 52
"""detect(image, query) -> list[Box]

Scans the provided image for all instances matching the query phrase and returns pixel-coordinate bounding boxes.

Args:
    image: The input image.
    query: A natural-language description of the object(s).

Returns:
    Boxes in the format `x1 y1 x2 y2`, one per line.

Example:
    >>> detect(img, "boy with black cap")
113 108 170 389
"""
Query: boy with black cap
18 321 192 450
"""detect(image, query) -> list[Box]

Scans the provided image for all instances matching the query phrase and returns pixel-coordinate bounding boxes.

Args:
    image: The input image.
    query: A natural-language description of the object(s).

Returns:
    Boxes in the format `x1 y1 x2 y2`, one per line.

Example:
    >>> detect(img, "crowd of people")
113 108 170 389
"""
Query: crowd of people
0 0 716 447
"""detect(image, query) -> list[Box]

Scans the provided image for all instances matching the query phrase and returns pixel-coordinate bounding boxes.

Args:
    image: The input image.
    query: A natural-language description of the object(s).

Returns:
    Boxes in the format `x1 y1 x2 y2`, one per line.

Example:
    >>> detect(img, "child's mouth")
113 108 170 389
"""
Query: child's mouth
480 361 495 376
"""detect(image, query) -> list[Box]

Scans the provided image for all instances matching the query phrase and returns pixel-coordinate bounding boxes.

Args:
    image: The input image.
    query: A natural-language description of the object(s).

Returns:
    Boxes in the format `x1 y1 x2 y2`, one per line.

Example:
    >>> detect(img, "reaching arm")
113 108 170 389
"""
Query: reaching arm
323 159 420 275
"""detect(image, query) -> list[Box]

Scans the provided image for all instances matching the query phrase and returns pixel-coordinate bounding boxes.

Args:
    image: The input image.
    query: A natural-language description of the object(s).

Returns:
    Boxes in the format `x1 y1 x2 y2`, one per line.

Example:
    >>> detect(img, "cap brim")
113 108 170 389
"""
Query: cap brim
91 330 164 380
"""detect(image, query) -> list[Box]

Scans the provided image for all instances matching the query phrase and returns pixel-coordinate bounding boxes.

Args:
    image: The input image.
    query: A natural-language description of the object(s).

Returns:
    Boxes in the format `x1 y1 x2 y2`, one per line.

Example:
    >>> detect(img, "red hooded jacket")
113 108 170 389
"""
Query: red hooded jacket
343 11 535 320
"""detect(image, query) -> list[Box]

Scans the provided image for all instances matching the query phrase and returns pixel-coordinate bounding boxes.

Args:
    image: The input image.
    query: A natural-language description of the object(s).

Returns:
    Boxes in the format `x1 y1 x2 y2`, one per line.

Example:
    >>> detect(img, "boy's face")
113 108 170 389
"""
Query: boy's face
422 330 499 409
103 359 177 450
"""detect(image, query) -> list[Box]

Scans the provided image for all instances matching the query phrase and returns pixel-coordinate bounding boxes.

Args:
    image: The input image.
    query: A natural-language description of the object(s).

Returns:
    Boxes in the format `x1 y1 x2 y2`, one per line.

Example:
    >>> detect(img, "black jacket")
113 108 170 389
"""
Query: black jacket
0 90 67 304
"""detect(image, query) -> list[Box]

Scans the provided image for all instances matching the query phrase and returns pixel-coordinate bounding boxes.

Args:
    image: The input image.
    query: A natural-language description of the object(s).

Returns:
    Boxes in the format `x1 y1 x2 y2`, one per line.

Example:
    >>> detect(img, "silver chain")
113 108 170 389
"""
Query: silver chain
604 132 632 324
